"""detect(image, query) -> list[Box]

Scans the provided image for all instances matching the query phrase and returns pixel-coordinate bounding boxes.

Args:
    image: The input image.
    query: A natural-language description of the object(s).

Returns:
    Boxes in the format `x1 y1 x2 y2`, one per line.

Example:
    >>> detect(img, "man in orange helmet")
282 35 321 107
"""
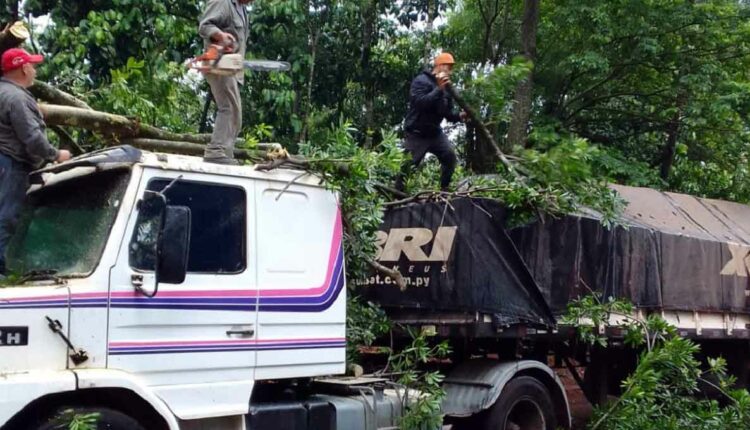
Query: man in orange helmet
395 52 466 192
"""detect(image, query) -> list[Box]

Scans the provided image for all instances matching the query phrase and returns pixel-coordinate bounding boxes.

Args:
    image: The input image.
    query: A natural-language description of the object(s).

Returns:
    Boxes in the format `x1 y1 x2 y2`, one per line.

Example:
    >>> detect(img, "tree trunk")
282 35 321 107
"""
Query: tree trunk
198 91 213 133
424 0 437 65
660 93 687 180
506 0 539 150
10 2 20 22
361 0 378 148
300 30 319 143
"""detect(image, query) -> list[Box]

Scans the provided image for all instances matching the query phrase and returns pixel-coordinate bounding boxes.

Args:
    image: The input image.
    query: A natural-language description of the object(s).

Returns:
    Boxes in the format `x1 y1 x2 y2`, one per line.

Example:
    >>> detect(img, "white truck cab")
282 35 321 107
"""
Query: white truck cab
0 146 352 430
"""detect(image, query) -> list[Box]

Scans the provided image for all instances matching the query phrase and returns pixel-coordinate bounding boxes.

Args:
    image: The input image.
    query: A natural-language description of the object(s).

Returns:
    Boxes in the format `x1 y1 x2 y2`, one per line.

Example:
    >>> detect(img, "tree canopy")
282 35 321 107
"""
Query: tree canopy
4 0 749 203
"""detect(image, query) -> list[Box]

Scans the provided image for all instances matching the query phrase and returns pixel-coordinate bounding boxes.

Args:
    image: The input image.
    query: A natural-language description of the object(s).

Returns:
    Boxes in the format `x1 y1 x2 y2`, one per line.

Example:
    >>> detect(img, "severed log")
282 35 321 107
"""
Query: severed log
30 81 92 110
121 138 267 161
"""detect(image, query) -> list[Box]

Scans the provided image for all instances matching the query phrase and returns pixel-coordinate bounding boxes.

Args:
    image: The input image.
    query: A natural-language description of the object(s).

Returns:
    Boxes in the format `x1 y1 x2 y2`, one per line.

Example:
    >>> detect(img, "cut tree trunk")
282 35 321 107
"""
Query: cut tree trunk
507 0 539 149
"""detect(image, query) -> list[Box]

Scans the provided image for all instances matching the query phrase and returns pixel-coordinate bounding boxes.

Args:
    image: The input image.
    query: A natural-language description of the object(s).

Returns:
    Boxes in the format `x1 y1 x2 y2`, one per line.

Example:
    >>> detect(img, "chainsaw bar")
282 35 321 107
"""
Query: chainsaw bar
243 60 291 72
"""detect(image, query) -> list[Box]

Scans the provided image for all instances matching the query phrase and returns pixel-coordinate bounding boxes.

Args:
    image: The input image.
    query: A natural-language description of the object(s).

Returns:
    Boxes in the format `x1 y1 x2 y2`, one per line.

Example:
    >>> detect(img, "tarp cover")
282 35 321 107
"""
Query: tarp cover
359 198 555 327
510 184 750 315
362 185 750 323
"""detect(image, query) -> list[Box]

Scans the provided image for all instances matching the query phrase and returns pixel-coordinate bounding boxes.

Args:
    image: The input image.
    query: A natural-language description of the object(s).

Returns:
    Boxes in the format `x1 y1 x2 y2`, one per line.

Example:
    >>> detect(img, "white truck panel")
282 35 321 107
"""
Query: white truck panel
0 370 76 425
74 368 181 430
0 286 70 372
106 168 259 420
253 180 347 380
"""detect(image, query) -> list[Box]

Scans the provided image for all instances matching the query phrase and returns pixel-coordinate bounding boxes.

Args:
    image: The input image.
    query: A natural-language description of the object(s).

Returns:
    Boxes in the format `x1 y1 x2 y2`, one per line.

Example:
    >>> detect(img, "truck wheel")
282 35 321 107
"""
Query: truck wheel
481 376 556 430
36 407 146 430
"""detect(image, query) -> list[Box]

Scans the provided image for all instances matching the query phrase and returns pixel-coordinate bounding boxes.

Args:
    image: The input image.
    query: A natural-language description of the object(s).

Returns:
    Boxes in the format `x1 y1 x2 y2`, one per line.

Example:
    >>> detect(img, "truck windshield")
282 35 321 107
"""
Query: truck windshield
6 169 131 278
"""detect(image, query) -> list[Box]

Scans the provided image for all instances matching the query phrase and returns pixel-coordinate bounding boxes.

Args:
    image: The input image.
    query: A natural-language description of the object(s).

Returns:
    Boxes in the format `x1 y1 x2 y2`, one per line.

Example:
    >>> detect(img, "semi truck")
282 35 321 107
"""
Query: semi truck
1 145 748 429
0 146 570 430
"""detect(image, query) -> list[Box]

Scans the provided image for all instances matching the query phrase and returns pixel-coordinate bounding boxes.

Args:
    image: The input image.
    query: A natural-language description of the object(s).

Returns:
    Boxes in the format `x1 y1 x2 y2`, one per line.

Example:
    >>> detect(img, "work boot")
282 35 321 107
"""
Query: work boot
203 156 240 166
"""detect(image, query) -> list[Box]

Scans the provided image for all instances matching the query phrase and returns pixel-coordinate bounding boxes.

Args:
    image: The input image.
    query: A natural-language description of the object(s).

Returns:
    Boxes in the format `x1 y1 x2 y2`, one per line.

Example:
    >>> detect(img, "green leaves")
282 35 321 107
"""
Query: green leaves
387 326 451 430
565 295 750 430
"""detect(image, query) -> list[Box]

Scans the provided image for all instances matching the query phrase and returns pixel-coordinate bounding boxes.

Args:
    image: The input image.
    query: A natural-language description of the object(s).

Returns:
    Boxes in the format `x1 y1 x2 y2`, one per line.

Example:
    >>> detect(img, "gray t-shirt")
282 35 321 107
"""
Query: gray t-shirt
198 0 249 84
0 78 57 168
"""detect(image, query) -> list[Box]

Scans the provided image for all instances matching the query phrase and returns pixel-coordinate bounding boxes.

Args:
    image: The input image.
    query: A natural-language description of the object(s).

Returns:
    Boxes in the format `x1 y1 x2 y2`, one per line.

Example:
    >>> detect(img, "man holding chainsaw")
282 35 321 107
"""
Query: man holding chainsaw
198 0 252 165
395 52 467 192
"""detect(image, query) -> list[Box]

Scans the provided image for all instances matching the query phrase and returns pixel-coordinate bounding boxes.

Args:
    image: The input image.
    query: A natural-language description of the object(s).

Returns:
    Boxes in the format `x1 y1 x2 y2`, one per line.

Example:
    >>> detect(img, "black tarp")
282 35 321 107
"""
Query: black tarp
362 185 750 323
358 198 555 327
510 185 750 315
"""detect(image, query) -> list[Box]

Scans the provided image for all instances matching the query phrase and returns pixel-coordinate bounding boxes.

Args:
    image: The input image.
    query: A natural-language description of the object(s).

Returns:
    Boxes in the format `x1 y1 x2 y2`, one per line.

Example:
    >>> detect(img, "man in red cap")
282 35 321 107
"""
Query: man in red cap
0 48 71 275
395 52 466 192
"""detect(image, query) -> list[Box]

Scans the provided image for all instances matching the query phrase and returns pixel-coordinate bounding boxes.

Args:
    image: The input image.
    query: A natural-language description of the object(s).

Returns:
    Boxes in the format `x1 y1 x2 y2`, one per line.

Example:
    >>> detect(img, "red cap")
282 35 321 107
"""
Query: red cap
2 48 44 73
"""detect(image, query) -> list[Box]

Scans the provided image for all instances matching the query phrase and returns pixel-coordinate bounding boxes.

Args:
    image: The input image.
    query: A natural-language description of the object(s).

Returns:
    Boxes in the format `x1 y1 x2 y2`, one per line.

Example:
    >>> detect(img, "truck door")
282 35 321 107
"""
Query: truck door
107 169 258 420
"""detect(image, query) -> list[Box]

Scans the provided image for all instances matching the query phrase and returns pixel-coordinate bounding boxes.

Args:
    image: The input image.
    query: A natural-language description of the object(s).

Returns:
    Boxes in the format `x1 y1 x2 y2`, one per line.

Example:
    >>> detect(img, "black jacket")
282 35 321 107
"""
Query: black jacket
403 71 461 138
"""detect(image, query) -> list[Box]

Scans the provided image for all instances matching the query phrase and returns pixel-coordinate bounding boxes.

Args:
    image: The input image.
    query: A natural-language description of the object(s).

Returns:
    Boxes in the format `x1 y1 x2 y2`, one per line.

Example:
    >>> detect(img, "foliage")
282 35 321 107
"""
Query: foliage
300 120 453 426
346 297 390 362
407 134 626 225
27 0 199 84
387 327 451 430
299 120 404 280
42 409 99 430
91 58 203 133
564 295 750 430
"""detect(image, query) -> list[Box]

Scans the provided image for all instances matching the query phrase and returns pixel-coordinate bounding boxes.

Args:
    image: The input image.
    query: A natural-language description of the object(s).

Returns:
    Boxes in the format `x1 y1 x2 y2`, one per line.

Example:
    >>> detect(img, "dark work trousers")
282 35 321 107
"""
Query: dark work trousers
395 132 458 192
0 153 29 274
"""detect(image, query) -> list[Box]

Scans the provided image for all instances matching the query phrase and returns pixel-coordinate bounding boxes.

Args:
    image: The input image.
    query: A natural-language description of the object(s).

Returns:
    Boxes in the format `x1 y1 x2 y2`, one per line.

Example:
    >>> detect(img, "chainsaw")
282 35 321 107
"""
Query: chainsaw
187 43 291 76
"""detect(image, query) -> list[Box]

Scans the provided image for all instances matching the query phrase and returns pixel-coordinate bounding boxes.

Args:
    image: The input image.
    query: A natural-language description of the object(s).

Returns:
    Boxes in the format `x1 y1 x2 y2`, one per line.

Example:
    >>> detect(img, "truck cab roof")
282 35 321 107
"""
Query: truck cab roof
29 145 324 190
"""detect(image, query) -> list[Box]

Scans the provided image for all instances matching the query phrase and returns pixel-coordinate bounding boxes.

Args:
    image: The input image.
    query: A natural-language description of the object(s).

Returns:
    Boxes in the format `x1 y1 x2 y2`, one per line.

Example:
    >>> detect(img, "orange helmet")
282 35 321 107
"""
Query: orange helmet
434 52 455 66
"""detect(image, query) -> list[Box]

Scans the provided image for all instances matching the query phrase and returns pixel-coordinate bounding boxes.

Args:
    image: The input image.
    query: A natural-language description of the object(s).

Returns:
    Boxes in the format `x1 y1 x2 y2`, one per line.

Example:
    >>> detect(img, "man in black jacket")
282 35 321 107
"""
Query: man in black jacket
395 52 465 192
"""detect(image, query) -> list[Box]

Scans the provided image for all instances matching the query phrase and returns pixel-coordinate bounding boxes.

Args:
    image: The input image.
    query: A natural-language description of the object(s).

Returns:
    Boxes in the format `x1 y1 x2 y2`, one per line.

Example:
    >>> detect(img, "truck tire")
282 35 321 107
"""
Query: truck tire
36 407 146 430
480 376 557 430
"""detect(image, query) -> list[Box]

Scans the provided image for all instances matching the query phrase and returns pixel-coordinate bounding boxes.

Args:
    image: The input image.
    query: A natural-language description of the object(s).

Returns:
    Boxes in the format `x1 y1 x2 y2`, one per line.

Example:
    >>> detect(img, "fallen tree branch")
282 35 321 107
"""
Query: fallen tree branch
368 260 407 292
445 83 518 176
30 81 92 110
49 125 85 155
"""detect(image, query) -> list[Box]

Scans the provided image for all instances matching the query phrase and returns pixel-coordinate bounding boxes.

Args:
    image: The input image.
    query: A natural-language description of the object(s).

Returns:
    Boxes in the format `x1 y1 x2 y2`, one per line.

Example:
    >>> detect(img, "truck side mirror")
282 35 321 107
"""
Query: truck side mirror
156 206 191 285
